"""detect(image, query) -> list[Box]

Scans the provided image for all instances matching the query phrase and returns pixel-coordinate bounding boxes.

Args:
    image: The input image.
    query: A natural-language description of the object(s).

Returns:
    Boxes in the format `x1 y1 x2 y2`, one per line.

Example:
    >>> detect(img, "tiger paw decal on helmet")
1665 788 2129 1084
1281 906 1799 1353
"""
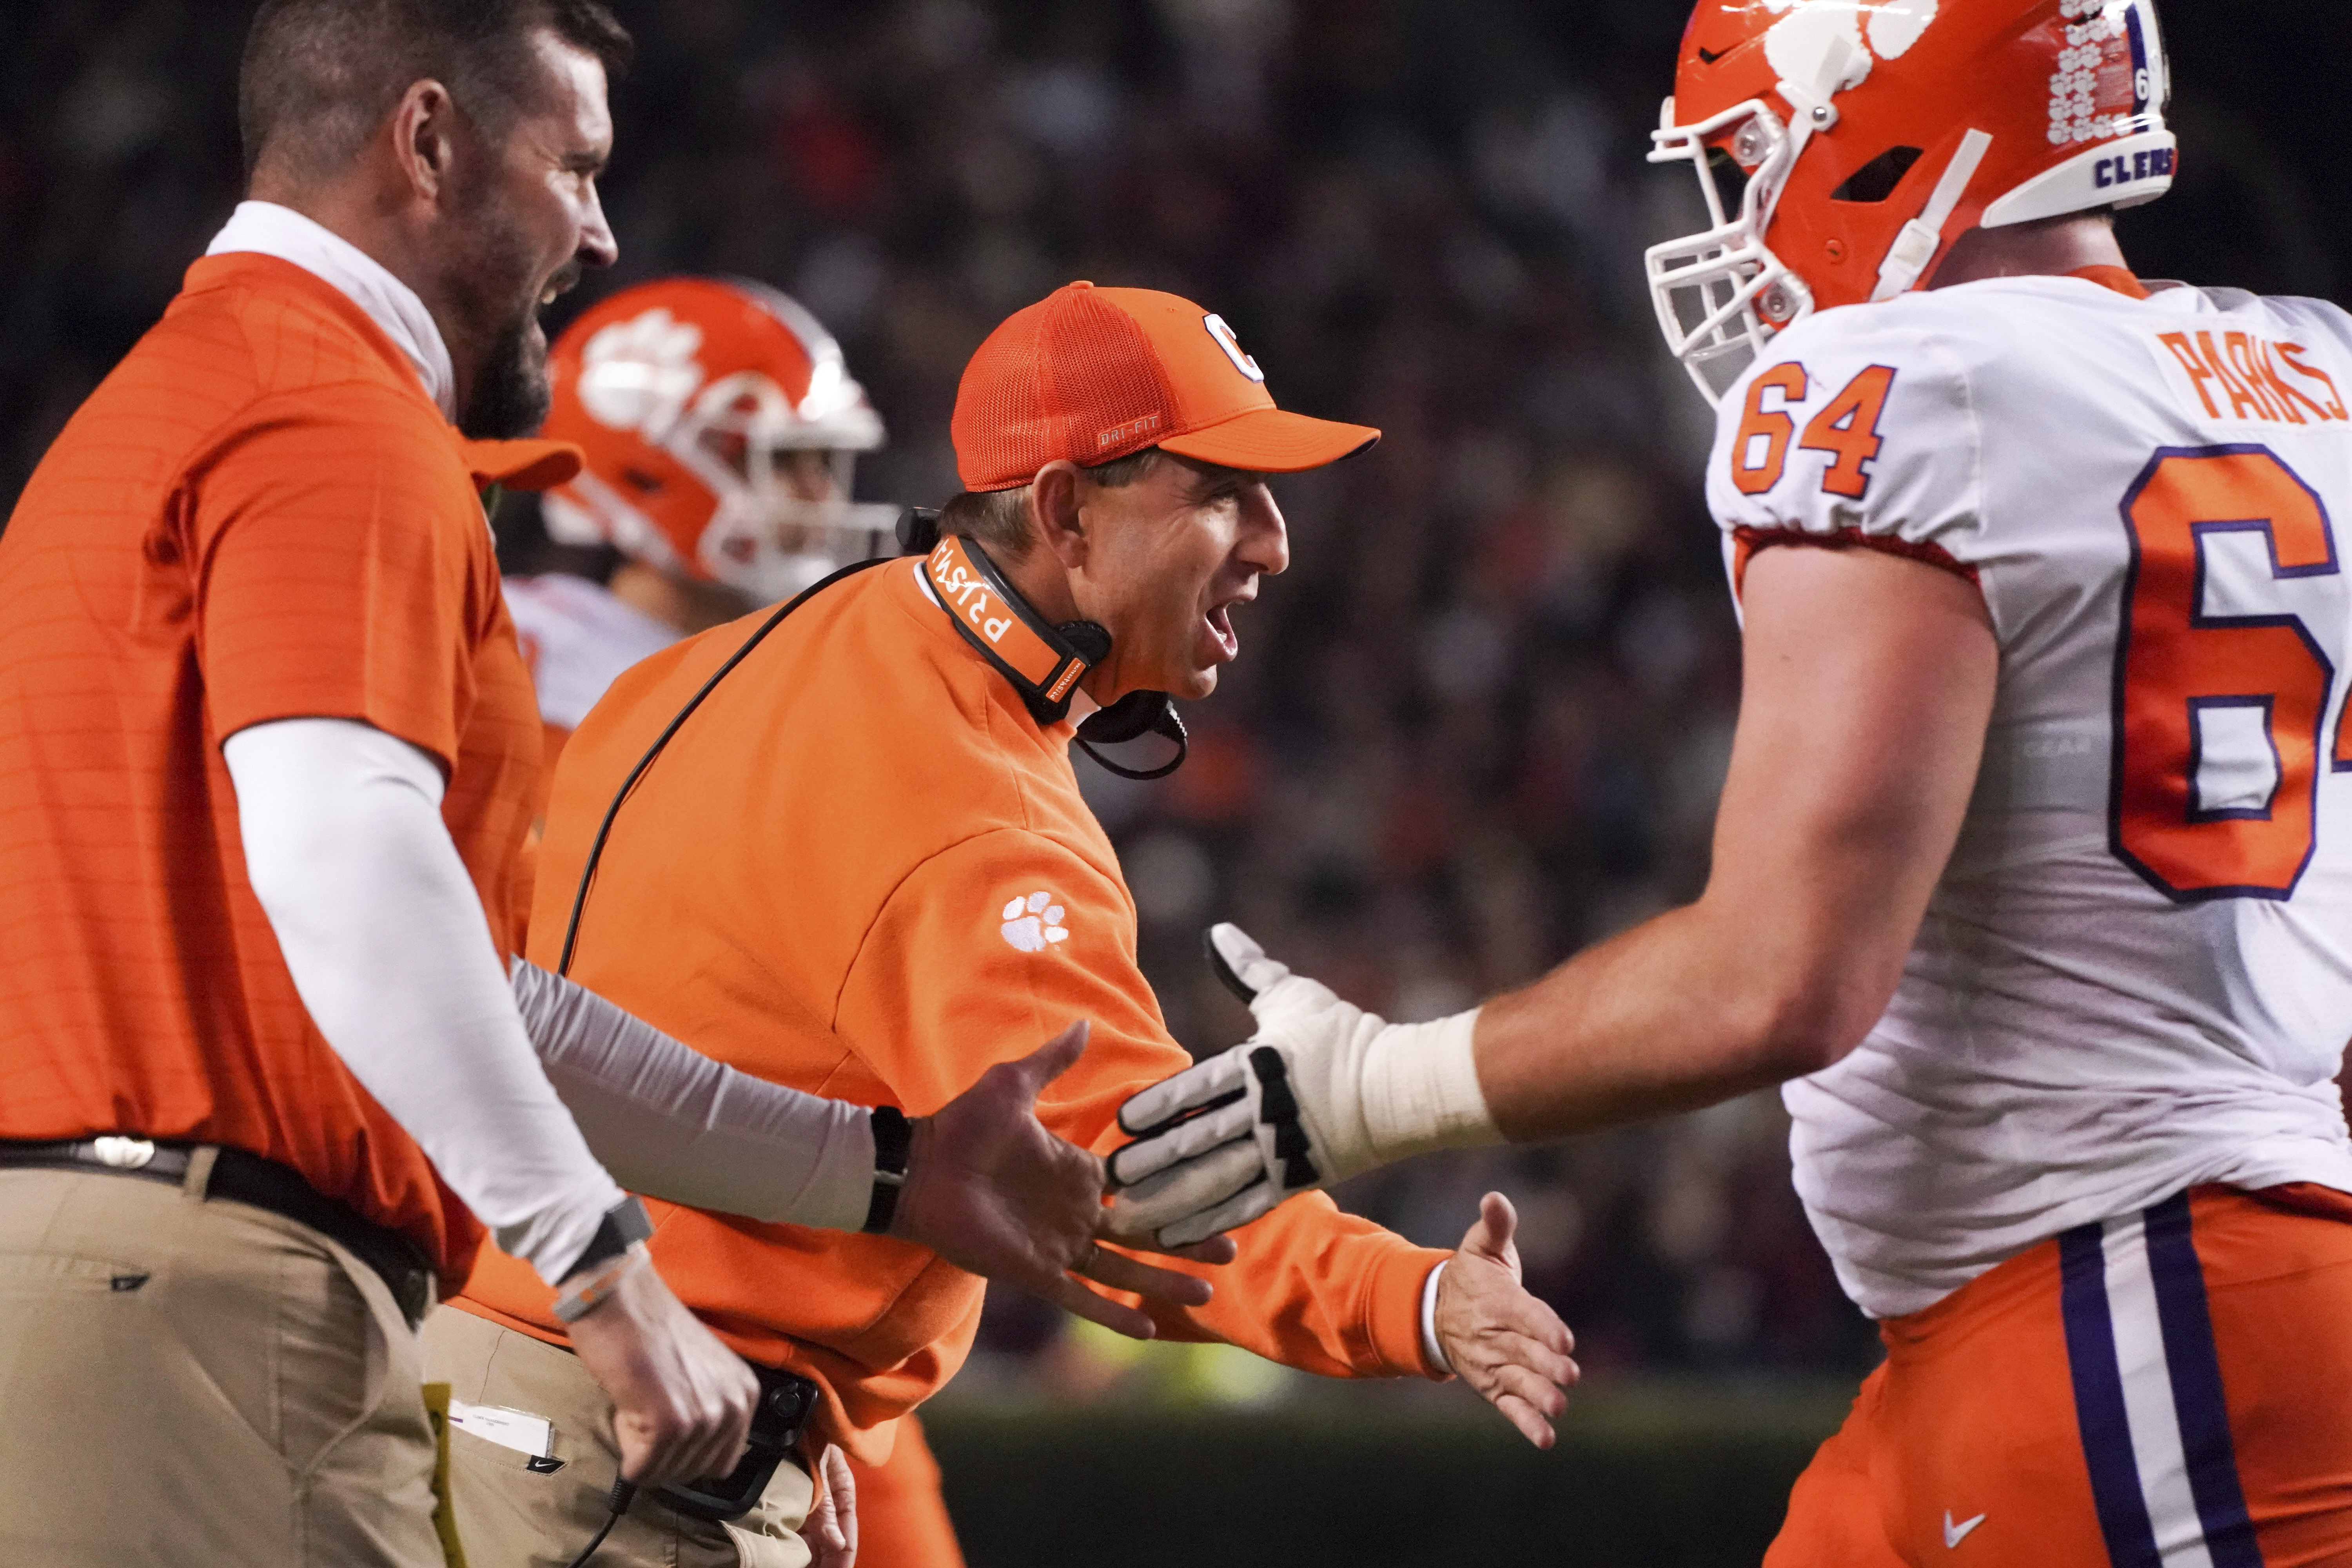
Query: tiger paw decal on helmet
538 276 899 603
1000 891 1071 953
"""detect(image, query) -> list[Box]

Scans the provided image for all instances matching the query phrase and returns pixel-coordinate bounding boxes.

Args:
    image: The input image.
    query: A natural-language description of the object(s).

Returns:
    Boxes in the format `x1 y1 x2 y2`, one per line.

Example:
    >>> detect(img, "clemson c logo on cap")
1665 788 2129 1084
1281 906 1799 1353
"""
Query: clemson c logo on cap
1202 314 1266 384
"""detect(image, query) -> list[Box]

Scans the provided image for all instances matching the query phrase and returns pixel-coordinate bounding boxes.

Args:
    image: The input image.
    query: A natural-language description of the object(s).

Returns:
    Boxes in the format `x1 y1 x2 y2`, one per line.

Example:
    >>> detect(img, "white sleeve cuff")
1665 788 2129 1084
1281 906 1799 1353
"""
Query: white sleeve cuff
509 960 877 1234
224 717 624 1284
1419 1259 1452 1375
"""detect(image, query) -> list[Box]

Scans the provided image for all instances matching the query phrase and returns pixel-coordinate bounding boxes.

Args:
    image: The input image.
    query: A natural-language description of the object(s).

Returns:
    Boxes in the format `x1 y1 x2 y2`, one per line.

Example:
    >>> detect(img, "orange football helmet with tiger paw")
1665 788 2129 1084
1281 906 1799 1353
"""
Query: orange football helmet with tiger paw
1648 0 2176 402
542 277 897 601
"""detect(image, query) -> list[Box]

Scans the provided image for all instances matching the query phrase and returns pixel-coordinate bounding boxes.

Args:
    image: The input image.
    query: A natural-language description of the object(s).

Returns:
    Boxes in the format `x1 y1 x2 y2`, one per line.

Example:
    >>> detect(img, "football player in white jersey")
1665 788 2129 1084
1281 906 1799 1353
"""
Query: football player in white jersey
497 277 973 1568
1109 2 2352 1561
506 275 900 759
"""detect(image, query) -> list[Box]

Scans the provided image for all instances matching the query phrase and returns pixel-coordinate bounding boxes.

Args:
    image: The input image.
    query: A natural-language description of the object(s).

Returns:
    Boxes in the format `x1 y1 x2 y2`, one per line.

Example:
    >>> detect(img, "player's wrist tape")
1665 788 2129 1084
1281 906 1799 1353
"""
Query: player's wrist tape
861 1106 913 1234
1352 1008 1498 1170
552 1241 650 1323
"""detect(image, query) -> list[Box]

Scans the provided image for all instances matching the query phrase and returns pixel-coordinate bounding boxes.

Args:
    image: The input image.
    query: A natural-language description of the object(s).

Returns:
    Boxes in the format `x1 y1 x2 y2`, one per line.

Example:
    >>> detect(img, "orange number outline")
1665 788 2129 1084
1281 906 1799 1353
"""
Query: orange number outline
2111 444 2341 904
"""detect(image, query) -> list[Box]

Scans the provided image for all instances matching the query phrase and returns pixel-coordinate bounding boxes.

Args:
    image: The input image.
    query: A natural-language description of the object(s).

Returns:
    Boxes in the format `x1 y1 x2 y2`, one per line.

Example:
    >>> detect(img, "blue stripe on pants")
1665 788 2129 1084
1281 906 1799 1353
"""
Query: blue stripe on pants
2143 1193 2265 1568
2060 1219 2163 1568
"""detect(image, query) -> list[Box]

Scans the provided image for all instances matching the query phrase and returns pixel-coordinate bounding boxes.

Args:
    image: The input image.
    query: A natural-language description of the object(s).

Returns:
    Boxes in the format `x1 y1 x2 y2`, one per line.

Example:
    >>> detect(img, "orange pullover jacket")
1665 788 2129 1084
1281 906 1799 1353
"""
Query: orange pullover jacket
455 552 1448 1458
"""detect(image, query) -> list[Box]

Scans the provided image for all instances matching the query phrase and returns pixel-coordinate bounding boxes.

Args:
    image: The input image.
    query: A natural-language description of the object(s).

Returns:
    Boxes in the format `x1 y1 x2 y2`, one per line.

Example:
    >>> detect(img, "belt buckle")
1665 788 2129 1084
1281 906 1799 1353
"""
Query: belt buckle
88 1137 157 1170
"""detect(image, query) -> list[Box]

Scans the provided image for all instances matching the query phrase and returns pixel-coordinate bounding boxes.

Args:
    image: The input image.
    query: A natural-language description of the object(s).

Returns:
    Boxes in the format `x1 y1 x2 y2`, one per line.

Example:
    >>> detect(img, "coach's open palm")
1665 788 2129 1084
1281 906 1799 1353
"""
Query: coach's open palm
893 1021 1235 1339
1437 1192 1578 1448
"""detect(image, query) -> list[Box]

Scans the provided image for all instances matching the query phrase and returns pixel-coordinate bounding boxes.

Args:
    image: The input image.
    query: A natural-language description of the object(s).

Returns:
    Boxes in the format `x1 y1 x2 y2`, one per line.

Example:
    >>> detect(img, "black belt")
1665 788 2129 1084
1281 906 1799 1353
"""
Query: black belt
0 1139 435 1328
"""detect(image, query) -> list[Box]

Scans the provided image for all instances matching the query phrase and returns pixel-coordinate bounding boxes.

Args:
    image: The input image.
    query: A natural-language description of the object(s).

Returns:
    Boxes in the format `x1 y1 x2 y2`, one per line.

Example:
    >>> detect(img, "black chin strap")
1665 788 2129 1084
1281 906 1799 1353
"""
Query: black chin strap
901 507 1187 778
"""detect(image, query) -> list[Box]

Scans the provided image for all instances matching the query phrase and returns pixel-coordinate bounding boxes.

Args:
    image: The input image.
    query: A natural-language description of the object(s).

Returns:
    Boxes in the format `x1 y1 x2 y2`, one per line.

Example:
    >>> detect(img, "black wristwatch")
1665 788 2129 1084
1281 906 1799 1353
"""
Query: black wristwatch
563 1194 654 1281
862 1106 913 1234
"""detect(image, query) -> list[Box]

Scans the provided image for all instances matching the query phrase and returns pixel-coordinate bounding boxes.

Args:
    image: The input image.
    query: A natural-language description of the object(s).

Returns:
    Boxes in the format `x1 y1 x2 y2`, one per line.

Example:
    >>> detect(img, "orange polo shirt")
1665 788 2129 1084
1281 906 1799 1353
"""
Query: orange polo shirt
0 253 545 1282
457 554 1446 1457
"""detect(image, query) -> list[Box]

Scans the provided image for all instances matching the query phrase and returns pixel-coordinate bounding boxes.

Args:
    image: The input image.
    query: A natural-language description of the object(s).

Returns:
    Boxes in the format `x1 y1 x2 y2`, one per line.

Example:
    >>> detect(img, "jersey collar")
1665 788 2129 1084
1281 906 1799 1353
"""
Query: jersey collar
205 201 457 420
2068 265 2153 301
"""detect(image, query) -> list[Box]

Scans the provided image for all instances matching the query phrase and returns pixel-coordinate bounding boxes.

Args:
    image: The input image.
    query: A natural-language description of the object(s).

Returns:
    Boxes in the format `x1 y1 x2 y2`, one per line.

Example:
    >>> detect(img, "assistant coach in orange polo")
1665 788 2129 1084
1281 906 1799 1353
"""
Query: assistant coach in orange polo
431 282 1582 1567
0 4 772 1560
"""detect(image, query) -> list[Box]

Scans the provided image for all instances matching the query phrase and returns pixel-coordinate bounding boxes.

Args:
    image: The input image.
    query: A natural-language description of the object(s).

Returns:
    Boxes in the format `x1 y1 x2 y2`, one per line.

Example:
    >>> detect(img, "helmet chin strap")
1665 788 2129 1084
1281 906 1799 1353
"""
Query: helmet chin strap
1871 128 1996 302
900 508 1189 779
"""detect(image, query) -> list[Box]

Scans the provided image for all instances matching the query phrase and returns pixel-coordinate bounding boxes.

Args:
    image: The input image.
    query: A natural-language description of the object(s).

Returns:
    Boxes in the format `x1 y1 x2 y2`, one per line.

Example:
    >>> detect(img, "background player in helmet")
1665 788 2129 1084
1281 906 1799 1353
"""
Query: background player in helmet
507 275 901 764
490 275 972 1568
1113 2 2352 1561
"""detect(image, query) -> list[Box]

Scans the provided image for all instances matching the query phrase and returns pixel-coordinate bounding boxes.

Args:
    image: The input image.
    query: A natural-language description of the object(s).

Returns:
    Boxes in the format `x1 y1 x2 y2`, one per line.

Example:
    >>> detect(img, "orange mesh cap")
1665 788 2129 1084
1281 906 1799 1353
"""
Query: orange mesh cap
951 281 1380 491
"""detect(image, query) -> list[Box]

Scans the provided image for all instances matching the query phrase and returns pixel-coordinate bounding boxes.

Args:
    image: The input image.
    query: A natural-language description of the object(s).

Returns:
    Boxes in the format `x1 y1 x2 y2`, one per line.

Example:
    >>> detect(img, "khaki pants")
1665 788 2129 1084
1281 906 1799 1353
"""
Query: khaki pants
423 1307 814 1568
0 1161 447 1568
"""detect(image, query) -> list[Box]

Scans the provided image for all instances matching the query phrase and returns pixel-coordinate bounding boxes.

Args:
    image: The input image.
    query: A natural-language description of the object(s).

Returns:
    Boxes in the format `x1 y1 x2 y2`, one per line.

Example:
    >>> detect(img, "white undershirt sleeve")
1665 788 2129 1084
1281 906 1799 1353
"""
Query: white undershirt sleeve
508 960 875 1233
223 717 624 1285
1419 1261 1452 1374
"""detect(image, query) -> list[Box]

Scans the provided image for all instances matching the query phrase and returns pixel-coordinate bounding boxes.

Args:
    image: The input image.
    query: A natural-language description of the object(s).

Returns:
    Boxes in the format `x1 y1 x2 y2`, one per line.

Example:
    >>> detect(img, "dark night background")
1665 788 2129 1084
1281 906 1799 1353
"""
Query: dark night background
2 3 2346 1561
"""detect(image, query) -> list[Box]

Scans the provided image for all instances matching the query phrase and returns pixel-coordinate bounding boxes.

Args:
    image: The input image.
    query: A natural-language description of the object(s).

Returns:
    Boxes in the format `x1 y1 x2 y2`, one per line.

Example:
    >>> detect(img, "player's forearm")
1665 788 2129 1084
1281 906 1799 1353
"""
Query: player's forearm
1474 895 1888 1142
1480 548 1997 1144
508 960 875 1232
224 717 624 1284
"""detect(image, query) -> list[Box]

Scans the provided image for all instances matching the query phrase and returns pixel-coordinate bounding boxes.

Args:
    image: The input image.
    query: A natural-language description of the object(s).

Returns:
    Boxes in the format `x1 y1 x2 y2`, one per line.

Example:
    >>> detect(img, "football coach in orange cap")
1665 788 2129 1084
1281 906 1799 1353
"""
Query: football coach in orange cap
430 280 1579 1567
0 7 1200 1564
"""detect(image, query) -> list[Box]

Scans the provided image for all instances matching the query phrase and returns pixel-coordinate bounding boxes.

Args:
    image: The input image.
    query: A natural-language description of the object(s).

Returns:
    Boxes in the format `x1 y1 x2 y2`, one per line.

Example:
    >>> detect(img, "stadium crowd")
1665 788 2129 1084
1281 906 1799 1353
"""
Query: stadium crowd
2 0 2336 1396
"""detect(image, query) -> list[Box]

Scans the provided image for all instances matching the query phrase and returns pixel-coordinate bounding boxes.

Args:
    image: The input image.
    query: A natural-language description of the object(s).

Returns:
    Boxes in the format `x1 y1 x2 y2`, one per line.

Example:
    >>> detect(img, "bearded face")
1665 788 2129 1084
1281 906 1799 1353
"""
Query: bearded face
434 32 615 436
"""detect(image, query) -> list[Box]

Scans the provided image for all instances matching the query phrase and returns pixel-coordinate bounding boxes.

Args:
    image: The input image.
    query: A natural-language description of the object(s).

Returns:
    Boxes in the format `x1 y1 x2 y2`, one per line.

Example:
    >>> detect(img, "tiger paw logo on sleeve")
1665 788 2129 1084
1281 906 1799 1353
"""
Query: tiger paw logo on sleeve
1000 891 1070 953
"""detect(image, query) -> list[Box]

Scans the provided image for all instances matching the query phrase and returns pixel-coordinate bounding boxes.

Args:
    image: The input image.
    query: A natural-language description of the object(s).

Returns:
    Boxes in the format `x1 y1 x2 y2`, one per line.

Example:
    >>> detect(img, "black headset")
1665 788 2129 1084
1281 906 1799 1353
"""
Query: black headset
555 508 1187 977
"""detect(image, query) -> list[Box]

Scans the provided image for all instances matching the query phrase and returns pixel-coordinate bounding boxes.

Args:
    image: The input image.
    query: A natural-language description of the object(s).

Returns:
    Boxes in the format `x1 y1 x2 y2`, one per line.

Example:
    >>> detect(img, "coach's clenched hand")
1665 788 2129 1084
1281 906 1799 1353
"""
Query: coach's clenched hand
1436 1192 1578 1449
566 1255 758 1486
893 1020 1234 1339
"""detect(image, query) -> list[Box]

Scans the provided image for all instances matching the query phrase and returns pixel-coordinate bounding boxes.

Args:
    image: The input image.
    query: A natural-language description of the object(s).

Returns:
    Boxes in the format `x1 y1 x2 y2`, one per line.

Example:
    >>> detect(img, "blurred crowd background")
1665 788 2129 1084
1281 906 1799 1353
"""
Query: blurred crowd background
4 0 2345 1412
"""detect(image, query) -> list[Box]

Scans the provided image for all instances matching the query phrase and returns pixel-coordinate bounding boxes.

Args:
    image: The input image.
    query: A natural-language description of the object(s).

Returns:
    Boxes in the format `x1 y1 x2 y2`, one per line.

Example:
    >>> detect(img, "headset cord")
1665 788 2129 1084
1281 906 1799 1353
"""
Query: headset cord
563 1477 637 1568
557 552 891 977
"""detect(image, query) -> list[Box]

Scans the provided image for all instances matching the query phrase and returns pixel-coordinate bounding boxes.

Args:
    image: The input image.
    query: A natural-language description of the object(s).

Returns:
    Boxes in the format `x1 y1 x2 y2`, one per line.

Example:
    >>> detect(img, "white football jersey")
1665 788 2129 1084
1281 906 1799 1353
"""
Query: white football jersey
1707 274 2352 1318
502 573 680 732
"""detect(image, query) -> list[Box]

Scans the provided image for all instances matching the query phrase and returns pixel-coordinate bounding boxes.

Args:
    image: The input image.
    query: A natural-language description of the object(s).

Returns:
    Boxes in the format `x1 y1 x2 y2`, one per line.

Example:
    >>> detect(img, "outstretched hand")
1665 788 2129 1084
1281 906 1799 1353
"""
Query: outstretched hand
893 1021 1233 1339
1436 1192 1578 1449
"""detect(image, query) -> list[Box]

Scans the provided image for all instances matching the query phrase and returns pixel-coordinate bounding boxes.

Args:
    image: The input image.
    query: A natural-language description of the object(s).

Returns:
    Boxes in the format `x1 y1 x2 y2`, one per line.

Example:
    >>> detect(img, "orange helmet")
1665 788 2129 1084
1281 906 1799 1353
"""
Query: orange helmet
1648 0 2175 401
540 277 897 600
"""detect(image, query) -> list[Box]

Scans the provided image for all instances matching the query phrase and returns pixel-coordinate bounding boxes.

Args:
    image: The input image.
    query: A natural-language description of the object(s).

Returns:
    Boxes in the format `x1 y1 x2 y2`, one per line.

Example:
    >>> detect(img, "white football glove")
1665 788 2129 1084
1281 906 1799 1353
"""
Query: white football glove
1103 924 1498 1248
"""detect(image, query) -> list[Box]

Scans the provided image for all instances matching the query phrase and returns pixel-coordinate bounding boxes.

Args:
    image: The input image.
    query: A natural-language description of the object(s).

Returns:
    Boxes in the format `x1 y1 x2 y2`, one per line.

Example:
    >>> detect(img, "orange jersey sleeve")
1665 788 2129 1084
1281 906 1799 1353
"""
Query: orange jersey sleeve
833 827 1447 1381
194 381 499 769
189 378 543 962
